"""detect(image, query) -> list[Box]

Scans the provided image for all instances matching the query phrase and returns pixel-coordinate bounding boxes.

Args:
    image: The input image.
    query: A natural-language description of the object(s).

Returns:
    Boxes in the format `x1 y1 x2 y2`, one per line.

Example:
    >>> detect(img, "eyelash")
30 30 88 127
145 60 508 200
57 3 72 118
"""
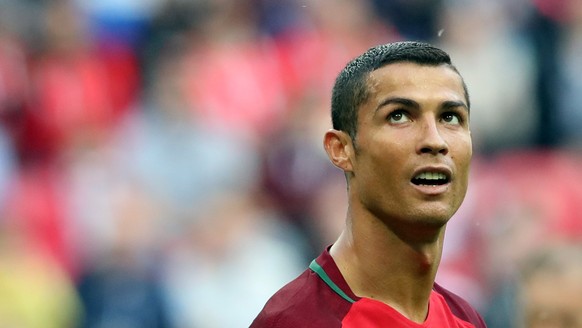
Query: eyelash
387 110 410 123
387 110 464 125
441 112 463 125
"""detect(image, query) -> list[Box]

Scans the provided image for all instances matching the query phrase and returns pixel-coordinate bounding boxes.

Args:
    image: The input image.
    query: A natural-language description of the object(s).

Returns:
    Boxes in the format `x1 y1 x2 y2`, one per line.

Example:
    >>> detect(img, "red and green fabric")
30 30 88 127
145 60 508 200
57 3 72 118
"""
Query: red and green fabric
251 248 486 327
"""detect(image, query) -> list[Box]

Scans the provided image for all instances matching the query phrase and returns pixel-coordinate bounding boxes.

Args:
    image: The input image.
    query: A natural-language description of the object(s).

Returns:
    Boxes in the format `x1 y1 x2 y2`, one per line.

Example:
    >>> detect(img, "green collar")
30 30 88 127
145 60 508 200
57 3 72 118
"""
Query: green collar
309 259 356 303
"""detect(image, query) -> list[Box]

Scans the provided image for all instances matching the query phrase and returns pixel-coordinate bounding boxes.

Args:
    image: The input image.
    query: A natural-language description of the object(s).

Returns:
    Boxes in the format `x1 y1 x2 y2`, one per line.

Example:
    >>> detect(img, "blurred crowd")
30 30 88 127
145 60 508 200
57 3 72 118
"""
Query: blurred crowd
0 0 581 327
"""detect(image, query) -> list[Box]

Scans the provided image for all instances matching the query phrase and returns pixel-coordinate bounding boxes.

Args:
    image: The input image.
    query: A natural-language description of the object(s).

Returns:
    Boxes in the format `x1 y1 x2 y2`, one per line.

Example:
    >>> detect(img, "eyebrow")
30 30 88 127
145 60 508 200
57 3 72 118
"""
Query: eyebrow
441 100 469 112
375 97 469 113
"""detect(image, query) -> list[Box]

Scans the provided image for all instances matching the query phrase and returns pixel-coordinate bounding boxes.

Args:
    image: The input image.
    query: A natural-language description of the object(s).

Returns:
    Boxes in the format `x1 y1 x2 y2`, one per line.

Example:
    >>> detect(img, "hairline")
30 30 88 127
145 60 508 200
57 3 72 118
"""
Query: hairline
351 60 469 143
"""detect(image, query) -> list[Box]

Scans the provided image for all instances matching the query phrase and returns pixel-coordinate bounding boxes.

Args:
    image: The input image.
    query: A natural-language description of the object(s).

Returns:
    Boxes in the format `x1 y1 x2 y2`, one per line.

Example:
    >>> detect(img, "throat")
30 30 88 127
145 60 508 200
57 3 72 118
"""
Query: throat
412 248 440 273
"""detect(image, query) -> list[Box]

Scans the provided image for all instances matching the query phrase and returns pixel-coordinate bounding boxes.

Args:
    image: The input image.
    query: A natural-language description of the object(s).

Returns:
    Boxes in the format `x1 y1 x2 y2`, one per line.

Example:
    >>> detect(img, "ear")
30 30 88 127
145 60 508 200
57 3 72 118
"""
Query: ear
323 129 355 173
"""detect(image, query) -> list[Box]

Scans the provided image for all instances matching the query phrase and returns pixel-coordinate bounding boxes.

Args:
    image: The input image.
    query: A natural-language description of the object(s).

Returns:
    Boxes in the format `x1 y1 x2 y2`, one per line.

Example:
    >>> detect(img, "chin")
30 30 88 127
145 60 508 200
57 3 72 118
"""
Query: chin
411 206 456 227
378 205 453 233
387 212 450 243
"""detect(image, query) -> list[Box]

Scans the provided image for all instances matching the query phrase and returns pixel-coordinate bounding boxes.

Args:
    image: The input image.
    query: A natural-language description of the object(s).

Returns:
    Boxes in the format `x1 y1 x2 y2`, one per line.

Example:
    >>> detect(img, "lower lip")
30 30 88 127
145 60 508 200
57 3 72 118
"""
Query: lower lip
410 182 450 196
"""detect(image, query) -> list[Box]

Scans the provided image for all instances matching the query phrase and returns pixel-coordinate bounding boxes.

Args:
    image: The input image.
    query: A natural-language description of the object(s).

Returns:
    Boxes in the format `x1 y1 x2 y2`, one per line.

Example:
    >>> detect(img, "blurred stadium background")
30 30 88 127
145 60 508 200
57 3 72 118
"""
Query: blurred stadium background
0 0 581 327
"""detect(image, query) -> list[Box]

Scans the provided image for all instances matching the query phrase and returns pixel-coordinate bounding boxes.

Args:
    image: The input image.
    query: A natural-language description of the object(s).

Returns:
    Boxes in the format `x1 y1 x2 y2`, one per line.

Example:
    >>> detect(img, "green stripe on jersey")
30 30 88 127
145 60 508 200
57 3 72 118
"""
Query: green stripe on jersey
309 259 356 304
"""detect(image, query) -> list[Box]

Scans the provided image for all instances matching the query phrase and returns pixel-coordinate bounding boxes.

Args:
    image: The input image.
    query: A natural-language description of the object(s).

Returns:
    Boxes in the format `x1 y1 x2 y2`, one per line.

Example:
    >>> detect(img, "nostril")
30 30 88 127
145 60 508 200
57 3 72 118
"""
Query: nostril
420 146 448 155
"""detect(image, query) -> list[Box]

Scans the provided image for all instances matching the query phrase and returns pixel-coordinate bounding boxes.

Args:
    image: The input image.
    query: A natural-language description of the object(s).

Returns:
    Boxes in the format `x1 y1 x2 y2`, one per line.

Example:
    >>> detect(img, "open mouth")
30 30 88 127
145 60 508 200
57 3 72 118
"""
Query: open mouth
411 172 450 186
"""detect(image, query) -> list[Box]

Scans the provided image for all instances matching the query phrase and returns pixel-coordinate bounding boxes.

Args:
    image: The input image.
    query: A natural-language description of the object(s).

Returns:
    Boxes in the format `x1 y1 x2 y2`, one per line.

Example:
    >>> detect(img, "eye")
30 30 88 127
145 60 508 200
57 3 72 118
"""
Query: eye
441 112 462 125
388 110 411 124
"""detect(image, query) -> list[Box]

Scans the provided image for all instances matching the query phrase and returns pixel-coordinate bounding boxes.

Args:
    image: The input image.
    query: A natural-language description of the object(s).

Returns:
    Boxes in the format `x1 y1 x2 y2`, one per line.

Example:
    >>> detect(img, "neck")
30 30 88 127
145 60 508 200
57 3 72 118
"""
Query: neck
330 209 446 323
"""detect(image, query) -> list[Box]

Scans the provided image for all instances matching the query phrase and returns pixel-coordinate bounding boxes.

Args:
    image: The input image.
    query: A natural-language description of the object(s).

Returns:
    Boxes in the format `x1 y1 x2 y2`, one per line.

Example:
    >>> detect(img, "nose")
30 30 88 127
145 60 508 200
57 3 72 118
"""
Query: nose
417 119 448 155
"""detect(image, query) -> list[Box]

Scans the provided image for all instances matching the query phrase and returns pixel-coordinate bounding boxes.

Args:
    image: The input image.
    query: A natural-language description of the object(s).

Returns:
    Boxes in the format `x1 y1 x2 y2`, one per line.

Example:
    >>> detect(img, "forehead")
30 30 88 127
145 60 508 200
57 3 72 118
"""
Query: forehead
365 62 467 106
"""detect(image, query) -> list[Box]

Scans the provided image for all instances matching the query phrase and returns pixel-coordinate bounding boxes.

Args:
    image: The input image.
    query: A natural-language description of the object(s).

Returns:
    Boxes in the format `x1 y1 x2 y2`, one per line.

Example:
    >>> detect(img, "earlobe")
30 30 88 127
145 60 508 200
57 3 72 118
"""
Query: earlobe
323 129 354 172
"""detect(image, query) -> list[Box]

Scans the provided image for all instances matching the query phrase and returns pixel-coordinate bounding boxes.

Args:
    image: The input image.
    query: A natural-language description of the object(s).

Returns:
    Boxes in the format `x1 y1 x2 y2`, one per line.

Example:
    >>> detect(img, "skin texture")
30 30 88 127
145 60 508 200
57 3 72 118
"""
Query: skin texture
323 62 472 323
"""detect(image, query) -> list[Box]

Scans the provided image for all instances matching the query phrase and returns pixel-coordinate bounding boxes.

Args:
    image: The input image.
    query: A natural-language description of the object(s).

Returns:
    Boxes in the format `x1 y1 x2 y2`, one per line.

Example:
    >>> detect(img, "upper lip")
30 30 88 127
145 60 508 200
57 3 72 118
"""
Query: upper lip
411 165 453 181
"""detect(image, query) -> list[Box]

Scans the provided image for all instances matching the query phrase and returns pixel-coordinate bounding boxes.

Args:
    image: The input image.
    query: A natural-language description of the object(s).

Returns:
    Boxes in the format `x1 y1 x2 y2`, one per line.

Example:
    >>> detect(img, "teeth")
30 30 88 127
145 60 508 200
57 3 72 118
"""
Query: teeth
414 172 447 180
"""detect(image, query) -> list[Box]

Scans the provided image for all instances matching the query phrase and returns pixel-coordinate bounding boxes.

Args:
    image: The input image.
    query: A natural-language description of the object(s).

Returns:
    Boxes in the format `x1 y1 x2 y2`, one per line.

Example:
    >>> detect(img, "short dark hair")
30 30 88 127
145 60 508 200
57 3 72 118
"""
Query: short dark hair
331 41 470 141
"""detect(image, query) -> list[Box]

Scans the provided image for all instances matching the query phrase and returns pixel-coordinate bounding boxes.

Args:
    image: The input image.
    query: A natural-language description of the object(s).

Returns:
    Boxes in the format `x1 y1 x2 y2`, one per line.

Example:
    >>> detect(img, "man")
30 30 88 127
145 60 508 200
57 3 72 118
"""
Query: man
251 41 486 327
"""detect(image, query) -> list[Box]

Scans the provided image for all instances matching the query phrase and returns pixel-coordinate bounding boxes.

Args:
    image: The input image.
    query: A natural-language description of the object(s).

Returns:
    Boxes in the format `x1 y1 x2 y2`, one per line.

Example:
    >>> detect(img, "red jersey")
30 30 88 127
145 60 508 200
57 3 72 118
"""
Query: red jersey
251 248 486 327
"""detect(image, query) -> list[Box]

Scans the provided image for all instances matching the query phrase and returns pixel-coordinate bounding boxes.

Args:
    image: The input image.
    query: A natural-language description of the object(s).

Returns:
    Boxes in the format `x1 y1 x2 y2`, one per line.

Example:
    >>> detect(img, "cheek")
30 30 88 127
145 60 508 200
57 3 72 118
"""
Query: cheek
361 133 408 168
451 138 472 190
452 137 473 169
356 145 407 196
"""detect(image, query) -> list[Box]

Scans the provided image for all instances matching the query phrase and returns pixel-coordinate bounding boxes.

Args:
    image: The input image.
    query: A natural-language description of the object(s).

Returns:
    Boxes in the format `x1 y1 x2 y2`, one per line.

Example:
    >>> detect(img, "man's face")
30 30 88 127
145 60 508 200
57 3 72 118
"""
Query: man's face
349 62 472 231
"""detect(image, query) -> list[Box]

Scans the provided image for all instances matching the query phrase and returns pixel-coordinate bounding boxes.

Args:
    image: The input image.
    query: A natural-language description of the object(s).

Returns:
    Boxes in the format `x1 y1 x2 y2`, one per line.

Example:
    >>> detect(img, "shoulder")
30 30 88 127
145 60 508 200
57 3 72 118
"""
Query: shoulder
250 270 310 327
250 268 348 328
433 283 488 328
